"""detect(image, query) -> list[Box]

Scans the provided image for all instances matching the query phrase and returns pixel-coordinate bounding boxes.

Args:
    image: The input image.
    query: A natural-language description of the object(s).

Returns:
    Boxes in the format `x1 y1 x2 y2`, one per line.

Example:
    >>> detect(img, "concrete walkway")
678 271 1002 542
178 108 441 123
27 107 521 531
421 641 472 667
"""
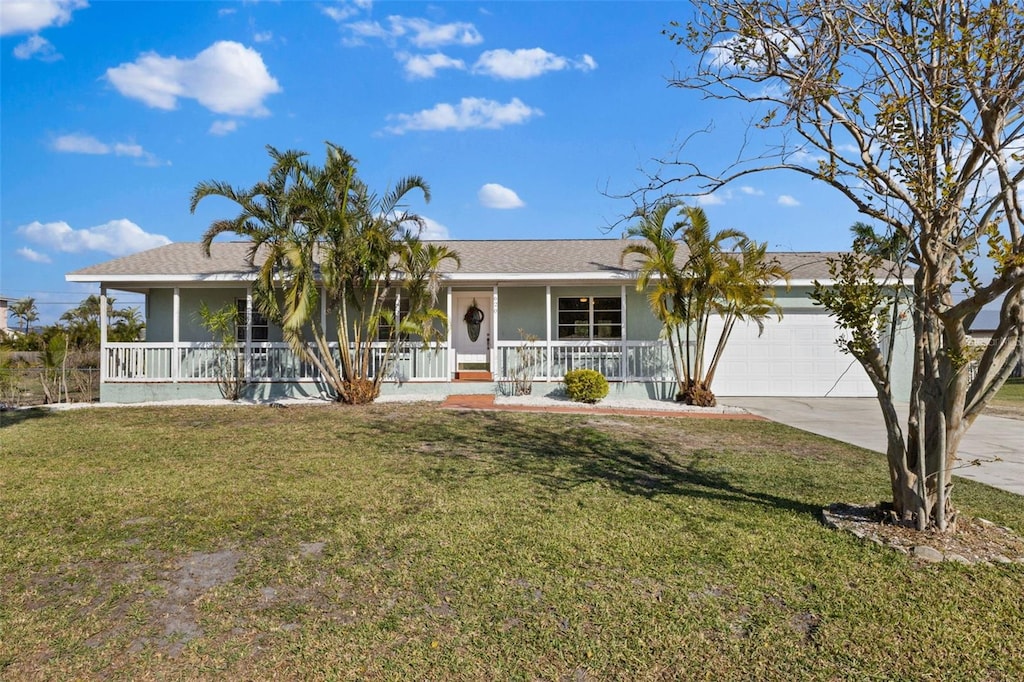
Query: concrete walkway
724 398 1024 496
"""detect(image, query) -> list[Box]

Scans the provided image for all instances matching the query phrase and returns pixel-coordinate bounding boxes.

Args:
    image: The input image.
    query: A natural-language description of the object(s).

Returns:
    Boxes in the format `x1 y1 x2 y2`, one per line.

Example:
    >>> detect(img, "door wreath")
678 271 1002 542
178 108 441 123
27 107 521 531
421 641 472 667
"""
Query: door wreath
464 299 485 342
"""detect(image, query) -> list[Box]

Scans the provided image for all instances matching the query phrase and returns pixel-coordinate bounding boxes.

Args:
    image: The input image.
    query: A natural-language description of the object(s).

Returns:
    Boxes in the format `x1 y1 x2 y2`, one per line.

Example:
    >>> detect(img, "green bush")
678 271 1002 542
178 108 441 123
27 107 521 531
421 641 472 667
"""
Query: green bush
563 368 609 404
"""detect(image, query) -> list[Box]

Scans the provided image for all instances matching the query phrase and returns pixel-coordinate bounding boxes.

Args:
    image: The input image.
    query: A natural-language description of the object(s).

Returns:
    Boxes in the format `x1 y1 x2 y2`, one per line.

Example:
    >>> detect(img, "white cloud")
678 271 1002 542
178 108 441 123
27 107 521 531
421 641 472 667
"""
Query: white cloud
105 40 282 116
112 142 144 157
417 216 451 240
345 15 482 48
473 48 596 80
478 183 524 209
393 16 482 48
209 120 239 136
218 7 236 17
385 97 541 135
252 31 273 43
13 34 61 61
707 30 804 71
17 247 52 264
739 185 764 196
696 193 726 206
777 194 801 207
18 219 171 256
0 0 87 36
51 133 162 164
53 133 109 154
397 52 465 79
322 0 372 23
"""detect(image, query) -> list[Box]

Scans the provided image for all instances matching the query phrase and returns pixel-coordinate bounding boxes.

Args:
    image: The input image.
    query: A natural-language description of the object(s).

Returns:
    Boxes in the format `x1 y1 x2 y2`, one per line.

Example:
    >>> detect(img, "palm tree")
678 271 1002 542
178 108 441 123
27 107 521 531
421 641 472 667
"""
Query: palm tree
623 201 788 405
191 142 455 404
110 307 145 342
674 206 747 404
10 297 39 335
703 239 789 389
396 236 461 345
621 201 690 398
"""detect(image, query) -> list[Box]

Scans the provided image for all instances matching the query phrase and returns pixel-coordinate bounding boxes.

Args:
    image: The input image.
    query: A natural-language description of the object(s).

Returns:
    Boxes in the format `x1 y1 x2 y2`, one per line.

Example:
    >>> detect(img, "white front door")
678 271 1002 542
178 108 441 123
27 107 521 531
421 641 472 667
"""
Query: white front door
453 293 491 367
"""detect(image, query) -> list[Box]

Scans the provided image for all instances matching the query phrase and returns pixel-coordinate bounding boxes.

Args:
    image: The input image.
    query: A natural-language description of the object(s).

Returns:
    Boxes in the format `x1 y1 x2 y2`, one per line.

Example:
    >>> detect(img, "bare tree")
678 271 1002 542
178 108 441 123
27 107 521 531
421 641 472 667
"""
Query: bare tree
657 1 1024 530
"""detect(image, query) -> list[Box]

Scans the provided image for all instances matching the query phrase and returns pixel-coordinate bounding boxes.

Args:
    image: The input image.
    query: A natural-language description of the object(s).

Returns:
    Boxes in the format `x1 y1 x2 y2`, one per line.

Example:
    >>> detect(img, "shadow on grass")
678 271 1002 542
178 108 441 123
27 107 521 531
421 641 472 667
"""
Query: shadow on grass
0 407 53 429
390 409 821 519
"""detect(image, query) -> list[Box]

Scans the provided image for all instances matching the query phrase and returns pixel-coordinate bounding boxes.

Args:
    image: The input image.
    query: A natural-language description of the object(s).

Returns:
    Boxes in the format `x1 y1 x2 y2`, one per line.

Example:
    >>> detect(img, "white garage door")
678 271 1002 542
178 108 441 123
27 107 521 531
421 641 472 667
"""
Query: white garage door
708 312 875 397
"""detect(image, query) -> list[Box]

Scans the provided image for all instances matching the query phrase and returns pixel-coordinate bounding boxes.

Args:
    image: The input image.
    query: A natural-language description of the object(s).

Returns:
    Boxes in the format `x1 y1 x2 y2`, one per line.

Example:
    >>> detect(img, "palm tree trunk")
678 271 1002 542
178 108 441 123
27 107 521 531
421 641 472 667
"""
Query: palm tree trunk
704 313 737 388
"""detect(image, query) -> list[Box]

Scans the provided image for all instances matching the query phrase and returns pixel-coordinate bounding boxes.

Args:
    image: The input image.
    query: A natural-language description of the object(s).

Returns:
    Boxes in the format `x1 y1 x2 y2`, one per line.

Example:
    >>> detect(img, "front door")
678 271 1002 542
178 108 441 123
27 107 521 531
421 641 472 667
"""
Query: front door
453 293 491 368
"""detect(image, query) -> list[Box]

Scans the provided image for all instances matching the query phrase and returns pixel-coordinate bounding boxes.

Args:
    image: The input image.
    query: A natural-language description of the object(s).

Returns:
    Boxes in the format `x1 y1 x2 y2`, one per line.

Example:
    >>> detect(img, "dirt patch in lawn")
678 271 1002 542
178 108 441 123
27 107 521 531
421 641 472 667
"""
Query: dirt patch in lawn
129 549 243 657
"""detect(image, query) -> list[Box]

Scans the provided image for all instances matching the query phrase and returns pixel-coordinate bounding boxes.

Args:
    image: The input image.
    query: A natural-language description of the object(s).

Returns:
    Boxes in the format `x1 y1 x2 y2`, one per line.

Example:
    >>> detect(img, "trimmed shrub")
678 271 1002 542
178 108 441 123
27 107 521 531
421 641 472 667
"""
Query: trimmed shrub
564 368 609 404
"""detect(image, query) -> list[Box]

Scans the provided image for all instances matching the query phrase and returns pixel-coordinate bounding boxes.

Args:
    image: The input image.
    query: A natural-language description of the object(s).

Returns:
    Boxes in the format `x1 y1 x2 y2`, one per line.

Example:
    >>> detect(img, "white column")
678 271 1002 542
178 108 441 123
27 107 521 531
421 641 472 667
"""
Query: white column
395 291 402 341
320 286 327 369
320 285 327 331
245 288 253 379
99 287 108 385
172 287 180 383
545 285 552 380
621 284 628 380
446 286 453 379
491 285 499 372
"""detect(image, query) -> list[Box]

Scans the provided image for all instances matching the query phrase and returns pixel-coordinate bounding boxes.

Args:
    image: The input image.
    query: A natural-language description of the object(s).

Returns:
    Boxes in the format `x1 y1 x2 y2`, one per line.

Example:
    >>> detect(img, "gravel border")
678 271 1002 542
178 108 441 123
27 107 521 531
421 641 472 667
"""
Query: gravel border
13 392 747 415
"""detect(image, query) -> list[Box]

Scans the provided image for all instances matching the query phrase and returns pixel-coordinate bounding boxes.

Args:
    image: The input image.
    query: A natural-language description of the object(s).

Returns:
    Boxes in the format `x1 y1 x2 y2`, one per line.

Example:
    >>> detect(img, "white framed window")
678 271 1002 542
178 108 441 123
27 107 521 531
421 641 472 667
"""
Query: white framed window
557 296 622 340
236 299 269 342
378 296 411 341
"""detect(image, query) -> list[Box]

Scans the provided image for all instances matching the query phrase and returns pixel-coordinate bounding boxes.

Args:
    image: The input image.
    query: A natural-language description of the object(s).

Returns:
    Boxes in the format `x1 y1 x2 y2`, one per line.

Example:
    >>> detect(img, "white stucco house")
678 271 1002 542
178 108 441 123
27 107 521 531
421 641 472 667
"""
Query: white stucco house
66 239 913 403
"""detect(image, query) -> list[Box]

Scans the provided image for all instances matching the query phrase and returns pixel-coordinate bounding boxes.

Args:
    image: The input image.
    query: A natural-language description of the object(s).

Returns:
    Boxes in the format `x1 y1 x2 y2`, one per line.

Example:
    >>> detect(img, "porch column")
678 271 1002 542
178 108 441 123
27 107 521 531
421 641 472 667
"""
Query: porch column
172 287 180 383
446 286 453 379
320 285 327 370
545 285 552 380
99 286 108 385
394 291 403 378
245 288 253 379
621 284 628 380
395 291 402 338
491 285 499 373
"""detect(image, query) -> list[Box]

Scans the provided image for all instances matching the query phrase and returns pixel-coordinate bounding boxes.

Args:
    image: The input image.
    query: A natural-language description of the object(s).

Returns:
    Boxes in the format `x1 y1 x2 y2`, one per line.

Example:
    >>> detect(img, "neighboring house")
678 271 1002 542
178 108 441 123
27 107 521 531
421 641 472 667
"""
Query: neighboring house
66 239 914 403
0 294 8 336
968 308 1022 378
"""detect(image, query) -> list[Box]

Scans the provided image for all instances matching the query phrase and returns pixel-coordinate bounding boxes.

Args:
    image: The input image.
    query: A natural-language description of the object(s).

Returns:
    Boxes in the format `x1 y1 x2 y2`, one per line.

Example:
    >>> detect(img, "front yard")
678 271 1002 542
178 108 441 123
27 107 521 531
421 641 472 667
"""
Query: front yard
2 404 1023 680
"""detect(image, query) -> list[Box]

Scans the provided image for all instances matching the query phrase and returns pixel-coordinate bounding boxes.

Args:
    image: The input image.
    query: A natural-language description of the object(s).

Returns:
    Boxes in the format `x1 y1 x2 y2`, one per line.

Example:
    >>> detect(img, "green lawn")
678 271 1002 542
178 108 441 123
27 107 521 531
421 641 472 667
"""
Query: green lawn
2 404 1023 680
994 376 1024 404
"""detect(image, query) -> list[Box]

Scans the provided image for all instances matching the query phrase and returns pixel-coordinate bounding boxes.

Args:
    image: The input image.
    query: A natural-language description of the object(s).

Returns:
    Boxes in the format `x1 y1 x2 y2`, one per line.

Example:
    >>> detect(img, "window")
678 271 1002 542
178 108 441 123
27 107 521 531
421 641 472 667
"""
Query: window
236 299 269 342
377 297 411 341
557 296 622 340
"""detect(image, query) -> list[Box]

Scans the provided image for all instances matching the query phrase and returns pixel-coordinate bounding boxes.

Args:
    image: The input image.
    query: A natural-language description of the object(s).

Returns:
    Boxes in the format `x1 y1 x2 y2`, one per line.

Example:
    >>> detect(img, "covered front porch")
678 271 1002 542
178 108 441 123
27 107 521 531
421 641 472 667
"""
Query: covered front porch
95 281 675 401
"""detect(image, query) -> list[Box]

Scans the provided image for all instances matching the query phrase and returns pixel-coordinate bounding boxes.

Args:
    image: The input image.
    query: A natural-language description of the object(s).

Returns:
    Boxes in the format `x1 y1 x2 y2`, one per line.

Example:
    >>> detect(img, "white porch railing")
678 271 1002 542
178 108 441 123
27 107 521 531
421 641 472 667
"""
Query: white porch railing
494 340 677 381
104 339 679 383
103 342 449 383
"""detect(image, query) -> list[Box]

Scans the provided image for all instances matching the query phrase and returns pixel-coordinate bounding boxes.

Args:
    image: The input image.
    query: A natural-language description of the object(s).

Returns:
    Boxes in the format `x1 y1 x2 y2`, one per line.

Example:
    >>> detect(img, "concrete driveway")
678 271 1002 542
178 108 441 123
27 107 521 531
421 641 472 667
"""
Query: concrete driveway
724 397 1024 496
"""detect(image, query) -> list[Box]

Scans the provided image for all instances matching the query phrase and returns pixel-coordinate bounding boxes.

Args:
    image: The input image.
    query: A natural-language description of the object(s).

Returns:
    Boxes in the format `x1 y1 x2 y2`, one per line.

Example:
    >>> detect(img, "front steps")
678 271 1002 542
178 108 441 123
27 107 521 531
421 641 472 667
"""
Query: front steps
454 369 493 382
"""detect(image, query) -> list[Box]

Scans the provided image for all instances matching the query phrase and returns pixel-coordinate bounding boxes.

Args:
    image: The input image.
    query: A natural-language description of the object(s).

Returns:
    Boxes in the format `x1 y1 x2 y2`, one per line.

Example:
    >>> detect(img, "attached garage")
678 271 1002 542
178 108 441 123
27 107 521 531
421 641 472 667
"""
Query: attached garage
710 311 877 397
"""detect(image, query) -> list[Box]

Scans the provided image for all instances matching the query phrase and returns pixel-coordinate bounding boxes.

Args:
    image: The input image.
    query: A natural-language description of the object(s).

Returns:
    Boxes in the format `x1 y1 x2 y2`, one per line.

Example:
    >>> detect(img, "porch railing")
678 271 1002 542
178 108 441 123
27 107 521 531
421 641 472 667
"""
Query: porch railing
104 339 679 383
103 342 449 383
494 340 677 381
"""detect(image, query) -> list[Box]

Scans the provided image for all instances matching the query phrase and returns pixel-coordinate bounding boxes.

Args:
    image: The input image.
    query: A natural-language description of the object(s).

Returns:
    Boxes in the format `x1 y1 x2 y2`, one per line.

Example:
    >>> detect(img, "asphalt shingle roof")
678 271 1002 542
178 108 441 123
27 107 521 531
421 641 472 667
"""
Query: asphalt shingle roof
67 239 855 282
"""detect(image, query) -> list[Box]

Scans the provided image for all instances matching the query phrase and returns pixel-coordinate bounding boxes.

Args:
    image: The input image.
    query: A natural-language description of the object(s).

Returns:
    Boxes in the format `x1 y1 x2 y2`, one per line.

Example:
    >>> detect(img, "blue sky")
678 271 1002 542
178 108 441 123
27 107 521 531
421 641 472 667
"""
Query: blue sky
1 0 868 323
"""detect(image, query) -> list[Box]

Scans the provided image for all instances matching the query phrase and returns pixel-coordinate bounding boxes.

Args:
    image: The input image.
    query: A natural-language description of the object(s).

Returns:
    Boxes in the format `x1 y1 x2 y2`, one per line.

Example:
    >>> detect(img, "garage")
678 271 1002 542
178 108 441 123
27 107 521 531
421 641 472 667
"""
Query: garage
709 311 876 397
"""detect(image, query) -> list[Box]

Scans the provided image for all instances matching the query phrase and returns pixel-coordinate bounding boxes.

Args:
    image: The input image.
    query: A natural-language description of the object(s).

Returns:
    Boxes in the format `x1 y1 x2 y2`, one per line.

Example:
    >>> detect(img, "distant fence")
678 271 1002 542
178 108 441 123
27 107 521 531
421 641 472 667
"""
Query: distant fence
0 364 101 407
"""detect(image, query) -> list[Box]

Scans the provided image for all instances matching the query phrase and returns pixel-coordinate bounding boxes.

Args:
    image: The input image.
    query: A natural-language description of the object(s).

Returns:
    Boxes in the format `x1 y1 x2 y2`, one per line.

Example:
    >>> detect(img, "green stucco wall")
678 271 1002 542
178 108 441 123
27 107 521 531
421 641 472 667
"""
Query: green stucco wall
495 287 546 340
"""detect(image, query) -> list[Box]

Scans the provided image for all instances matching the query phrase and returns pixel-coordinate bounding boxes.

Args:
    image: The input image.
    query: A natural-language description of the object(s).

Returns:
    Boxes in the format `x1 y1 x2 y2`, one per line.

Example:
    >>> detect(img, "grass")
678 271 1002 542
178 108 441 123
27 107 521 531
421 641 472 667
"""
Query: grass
993 377 1024 405
2 404 1023 680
